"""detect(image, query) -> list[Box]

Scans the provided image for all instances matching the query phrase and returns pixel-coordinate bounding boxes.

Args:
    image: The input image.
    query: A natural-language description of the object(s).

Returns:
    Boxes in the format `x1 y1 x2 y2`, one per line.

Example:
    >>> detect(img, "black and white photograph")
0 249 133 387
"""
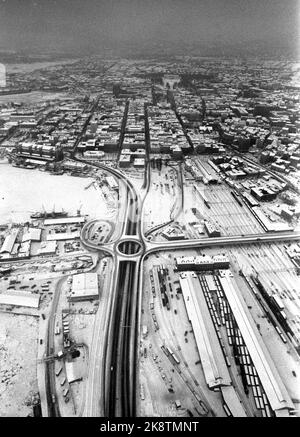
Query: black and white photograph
0 0 299 423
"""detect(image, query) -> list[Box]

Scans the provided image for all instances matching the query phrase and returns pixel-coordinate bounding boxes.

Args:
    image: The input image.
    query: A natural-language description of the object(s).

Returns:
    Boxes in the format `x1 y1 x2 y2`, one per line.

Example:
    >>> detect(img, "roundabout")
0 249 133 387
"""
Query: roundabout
116 239 143 257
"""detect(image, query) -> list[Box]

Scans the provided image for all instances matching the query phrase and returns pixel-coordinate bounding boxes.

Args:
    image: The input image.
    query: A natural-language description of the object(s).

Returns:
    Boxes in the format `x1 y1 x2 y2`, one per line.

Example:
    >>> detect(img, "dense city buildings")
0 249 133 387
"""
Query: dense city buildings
0 38 300 420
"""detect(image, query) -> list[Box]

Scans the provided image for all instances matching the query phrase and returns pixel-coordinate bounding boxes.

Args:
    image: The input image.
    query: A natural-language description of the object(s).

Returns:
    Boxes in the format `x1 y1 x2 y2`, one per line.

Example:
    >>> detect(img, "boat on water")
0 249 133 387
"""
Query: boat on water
30 208 68 219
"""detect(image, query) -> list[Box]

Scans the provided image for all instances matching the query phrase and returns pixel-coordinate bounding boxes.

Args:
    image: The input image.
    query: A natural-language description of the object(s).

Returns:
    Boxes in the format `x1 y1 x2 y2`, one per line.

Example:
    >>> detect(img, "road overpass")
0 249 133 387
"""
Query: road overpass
144 231 300 254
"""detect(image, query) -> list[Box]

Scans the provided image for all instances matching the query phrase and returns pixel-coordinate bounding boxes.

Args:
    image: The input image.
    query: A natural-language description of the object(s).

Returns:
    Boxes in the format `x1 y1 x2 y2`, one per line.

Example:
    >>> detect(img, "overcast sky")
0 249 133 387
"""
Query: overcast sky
0 0 299 55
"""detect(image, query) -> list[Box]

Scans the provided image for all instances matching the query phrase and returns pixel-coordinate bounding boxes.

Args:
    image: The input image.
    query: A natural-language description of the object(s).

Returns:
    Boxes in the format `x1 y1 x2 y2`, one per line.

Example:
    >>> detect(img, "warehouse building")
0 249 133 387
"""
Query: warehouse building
179 272 247 416
219 271 294 416
44 217 85 226
47 231 80 241
179 272 231 388
0 292 40 309
70 273 99 302
0 229 19 254
22 228 42 242
65 361 82 383
38 241 57 255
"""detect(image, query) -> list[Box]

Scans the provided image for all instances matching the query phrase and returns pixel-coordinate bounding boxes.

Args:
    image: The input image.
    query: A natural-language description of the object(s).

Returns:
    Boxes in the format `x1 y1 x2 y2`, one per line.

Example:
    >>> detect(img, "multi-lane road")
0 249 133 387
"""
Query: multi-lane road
79 160 146 417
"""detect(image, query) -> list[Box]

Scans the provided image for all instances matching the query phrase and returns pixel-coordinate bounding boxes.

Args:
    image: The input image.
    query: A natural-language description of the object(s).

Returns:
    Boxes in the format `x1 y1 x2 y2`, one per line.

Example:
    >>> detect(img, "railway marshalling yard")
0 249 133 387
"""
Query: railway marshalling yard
139 157 300 419
139 246 300 418
139 158 300 414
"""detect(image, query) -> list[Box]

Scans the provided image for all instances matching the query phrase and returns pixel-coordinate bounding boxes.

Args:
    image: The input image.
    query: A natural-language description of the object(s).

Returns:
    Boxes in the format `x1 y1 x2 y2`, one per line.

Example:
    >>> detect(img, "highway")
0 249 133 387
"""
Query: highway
104 177 144 417
107 260 137 416
77 156 146 417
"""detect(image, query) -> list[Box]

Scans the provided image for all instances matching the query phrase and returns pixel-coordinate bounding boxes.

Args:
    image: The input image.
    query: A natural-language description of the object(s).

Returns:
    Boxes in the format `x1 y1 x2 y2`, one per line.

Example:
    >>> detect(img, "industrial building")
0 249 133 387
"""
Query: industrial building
0 292 40 309
176 254 229 271
44 216 85 226
180 271 231 388
0 229 19 255
179 272 247 416
38 241 57 255
204 220 221 237
15 142 63 162
65 361 82 383
22 228 42 242
47 231 80 241
218 271 294 416
161 226 186 241
70 273 99 302
251 187 277 202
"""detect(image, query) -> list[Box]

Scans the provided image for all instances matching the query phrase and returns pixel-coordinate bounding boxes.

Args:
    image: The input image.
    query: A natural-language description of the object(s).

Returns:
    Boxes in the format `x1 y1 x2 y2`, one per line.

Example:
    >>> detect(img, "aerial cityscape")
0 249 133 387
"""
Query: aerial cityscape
0 0 300 420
